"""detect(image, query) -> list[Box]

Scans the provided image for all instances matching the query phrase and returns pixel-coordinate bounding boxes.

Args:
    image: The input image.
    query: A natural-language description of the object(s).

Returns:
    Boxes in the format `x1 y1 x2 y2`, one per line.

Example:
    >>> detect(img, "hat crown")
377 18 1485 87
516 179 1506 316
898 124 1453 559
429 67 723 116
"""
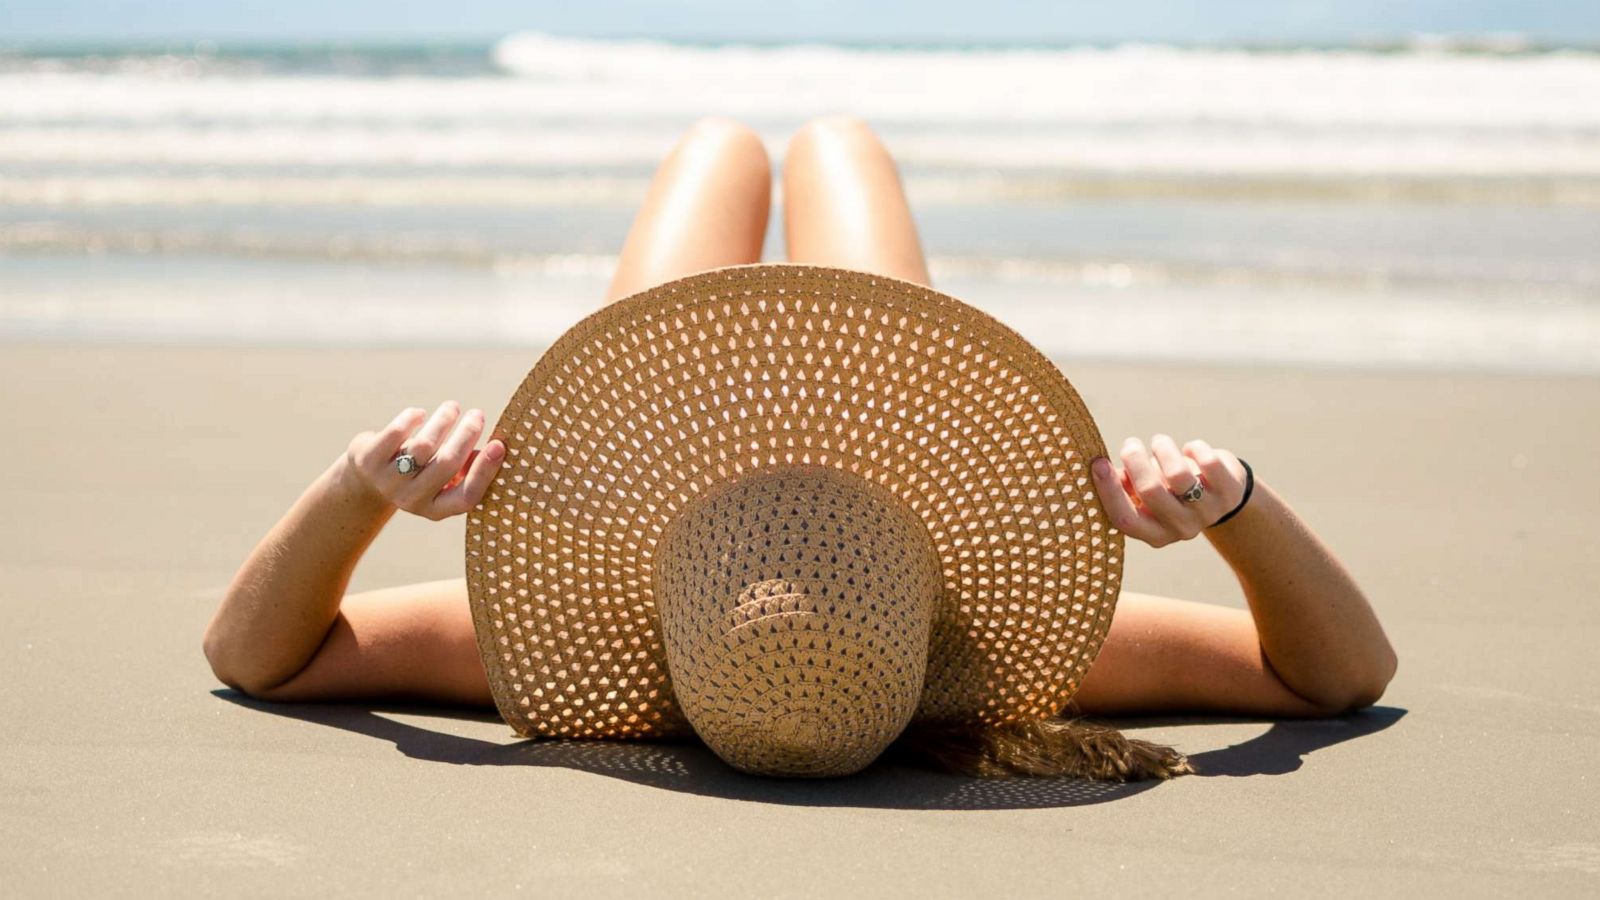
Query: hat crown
652 465 942 777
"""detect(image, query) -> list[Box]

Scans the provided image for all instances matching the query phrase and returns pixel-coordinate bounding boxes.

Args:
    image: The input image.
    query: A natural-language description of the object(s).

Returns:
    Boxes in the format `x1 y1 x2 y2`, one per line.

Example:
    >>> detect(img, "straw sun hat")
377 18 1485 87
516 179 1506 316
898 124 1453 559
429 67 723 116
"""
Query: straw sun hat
464 263 1123 778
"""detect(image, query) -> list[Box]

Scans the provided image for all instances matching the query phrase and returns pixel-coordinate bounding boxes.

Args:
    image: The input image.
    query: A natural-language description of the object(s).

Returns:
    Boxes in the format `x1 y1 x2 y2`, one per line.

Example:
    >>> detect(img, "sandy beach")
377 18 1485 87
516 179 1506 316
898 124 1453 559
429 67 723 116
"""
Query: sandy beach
6 24 1600 896
3 342 1596 895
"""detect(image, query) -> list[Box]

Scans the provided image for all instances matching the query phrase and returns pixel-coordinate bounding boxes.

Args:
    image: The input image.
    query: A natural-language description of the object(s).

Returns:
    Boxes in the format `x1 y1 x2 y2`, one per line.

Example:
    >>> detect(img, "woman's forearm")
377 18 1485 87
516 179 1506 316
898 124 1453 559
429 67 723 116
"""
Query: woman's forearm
203 454 395 693
1204 480 1397 712
203 403 503 695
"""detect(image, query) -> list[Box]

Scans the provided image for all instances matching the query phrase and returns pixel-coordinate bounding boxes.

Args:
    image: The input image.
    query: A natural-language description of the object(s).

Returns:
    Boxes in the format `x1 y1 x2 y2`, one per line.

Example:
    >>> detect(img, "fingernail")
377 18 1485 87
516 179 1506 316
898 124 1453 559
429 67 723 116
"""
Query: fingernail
1091 457 1109 475
487 441 505 459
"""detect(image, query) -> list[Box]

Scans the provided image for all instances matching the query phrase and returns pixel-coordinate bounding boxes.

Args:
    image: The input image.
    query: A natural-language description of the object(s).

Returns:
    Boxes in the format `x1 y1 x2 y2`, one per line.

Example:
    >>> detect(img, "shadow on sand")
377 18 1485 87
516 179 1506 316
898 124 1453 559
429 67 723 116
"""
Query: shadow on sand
215 691 1404 811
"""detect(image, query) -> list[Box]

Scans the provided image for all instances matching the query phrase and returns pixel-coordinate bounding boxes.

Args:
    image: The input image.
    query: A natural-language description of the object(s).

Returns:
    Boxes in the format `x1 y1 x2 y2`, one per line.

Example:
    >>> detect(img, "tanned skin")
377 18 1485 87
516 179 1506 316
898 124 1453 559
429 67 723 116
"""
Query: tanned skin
203 117 1397 721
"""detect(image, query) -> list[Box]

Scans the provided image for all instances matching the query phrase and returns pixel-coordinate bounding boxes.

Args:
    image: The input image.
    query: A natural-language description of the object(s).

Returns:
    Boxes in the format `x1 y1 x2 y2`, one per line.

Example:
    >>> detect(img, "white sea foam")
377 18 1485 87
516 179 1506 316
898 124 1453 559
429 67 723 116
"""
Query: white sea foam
2 35 1599 180
3 35 1598 370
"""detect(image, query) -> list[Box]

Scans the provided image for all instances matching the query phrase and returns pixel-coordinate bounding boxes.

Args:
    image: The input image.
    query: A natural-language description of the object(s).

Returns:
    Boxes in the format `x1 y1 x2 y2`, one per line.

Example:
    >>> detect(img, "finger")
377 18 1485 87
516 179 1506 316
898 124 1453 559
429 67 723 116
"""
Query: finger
1214 448 1250 508
1089 456 1167 545
439 449 478 494
355 407 426 469
1151 434 1201 497
1121 437 1188 527
399 400 461 465
1181 438 1219 476
430 439 508 518
405 408 485 499
1182 439 1244 510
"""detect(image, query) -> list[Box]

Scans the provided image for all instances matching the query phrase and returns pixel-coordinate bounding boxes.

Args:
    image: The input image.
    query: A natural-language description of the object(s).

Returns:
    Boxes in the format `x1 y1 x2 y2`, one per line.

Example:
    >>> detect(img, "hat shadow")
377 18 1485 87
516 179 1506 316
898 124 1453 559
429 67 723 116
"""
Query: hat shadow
213 691 1404 811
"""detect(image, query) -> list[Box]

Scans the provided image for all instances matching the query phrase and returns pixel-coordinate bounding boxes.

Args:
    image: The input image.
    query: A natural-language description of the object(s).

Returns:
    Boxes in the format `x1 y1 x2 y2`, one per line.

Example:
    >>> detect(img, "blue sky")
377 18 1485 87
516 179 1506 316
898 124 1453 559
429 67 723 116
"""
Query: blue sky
3 1 1598 43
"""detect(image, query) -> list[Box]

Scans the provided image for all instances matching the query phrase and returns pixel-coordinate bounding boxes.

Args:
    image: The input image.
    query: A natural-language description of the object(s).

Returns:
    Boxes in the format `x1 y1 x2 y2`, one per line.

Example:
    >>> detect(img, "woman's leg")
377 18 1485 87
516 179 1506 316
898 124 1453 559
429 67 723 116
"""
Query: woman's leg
605 117 772 303
782 116 931 286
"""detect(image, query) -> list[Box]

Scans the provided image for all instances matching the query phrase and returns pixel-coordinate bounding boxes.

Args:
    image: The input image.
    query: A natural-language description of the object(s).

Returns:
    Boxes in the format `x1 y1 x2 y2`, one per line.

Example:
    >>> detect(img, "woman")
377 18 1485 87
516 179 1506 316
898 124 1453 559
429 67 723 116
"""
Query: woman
202 116 1397 778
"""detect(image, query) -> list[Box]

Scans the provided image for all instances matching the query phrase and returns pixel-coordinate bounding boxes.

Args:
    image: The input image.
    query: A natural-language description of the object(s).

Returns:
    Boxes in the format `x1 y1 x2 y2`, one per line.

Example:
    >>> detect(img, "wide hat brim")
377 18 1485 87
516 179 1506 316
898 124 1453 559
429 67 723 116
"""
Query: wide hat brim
465 263 1124 741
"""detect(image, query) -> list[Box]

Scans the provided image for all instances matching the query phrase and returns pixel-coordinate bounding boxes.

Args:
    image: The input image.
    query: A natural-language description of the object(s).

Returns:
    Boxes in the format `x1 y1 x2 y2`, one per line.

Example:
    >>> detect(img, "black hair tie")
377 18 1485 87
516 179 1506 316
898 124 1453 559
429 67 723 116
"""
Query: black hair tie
1208 458 1254 528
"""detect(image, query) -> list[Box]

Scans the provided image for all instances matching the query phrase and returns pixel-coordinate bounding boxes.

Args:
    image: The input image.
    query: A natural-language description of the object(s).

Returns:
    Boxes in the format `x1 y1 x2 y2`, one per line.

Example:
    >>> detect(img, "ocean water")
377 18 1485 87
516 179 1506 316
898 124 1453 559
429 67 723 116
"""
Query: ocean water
1 34 1597 372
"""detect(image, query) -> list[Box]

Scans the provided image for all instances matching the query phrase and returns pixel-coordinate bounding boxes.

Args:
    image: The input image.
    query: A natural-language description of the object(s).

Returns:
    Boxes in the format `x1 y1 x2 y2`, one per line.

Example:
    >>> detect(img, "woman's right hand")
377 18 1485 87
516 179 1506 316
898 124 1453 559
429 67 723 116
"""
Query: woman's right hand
343 401 507 520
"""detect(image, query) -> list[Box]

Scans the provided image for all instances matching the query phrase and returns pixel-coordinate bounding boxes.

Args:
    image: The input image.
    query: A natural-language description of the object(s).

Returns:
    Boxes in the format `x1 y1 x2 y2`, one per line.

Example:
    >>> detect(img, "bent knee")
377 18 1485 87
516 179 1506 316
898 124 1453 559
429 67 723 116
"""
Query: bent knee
682 116 770 166
789 114 883 152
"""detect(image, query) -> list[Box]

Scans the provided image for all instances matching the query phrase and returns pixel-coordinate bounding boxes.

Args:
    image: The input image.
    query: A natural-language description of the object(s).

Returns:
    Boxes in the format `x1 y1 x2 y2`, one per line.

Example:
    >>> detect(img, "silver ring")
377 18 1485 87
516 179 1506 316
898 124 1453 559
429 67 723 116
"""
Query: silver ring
1176 479 1205 503
395 453 422 476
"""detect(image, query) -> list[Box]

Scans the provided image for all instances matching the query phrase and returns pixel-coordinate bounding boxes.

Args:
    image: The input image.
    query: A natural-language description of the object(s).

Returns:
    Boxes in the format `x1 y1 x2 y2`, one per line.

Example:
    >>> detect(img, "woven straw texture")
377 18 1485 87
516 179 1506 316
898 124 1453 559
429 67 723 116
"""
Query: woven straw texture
654 465 942 776
465 263 1123 745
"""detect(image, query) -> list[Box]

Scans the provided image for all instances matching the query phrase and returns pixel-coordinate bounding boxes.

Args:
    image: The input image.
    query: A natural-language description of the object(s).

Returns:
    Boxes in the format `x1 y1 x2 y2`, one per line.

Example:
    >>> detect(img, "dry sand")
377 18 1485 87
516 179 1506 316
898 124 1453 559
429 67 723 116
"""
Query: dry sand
3 343 1597 896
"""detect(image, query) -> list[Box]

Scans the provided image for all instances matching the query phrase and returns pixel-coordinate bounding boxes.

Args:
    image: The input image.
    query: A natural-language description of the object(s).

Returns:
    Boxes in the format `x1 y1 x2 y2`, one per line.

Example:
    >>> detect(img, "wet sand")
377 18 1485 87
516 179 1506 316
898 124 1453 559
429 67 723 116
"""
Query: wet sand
3 343 1597 895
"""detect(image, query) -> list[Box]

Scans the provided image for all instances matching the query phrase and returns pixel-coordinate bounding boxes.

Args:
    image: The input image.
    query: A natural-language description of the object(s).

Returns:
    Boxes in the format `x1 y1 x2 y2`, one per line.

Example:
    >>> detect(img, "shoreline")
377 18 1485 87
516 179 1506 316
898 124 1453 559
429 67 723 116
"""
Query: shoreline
4 254 1597 376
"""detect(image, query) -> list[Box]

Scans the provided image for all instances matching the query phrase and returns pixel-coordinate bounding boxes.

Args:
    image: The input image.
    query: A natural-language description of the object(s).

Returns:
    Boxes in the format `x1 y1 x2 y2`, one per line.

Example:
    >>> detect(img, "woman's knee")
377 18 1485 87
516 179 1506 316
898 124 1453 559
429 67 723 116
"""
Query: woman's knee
787 115 887 160
678 116 771 179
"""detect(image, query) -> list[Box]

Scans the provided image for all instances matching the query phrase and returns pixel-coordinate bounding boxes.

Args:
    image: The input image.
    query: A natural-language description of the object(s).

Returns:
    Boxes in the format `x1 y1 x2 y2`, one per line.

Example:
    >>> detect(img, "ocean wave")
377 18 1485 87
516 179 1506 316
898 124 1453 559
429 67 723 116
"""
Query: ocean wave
0 174 658 206
5 222 1593 300
8 43 1600 131
5 172 1598 208
4 124 1598 177
1 33 1599 180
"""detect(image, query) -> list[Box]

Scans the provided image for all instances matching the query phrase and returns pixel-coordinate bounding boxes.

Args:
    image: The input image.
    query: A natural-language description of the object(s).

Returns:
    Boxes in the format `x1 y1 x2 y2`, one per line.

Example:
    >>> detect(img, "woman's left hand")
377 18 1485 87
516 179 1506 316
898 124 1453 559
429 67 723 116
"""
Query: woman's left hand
1090 434 1248 548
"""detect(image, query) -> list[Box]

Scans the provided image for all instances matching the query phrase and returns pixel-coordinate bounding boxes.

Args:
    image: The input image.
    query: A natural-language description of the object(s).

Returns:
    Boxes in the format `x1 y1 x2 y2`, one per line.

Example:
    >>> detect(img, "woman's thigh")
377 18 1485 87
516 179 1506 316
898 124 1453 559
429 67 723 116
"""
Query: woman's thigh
605 117 773 303
782 116 930 286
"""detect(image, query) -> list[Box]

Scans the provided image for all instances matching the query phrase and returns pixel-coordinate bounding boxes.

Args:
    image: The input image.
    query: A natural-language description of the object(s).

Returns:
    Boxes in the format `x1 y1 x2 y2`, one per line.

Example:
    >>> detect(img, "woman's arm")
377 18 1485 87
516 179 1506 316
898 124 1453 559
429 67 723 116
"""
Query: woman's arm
202 402 504 696
1202 478 1396 711
1088 434 1397 714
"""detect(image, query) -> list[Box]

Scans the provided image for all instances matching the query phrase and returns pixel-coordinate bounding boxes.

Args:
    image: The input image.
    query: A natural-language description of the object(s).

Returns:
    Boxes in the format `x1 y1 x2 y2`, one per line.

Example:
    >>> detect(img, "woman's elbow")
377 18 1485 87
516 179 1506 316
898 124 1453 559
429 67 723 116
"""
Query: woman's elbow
1310 647 1398 715
201 629 272 698
1354 645 1399 709
202 629 243 692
